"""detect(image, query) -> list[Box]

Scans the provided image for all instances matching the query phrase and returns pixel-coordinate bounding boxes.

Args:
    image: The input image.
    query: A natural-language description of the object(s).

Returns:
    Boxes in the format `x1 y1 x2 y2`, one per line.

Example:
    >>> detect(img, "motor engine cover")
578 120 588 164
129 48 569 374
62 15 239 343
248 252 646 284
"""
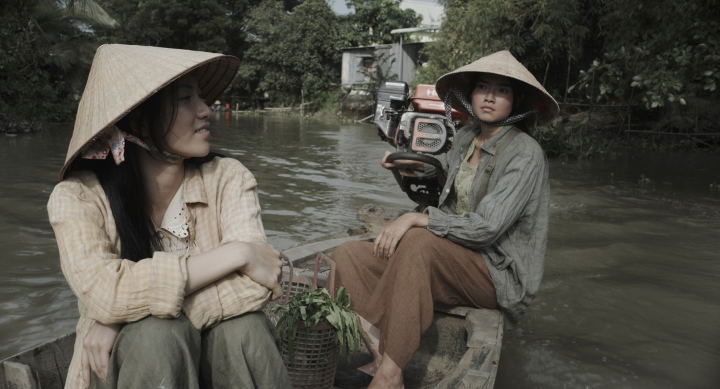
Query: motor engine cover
373 82 409 143
396 112 453 155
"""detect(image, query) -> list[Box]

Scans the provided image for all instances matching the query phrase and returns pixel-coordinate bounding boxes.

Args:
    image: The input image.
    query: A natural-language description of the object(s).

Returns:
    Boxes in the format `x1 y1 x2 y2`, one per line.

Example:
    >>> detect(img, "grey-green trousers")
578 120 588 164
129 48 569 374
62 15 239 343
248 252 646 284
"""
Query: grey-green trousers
90 311 291 389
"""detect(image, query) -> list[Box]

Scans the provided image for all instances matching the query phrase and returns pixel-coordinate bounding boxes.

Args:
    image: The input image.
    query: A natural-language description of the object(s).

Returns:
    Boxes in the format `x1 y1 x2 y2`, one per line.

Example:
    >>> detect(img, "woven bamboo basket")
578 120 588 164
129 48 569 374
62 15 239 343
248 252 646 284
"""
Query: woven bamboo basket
263 255 308 326
274 252 339 389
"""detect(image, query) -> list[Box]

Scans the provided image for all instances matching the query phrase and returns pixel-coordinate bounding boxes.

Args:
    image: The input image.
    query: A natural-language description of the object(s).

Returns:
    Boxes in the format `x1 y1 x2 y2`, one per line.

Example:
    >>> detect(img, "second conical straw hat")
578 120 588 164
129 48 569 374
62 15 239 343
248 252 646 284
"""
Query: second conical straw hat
59 44 240 180
435 51 559 125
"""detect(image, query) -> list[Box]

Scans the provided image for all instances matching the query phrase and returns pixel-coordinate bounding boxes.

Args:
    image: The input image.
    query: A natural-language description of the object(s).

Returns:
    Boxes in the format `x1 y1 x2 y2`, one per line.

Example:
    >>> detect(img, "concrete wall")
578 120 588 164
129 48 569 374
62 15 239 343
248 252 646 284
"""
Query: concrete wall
341 42 425 87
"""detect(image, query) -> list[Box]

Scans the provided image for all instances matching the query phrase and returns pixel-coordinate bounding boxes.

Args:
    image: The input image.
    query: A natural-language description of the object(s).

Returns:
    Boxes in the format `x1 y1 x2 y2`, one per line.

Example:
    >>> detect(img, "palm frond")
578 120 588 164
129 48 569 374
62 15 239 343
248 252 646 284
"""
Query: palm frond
64 0 118 28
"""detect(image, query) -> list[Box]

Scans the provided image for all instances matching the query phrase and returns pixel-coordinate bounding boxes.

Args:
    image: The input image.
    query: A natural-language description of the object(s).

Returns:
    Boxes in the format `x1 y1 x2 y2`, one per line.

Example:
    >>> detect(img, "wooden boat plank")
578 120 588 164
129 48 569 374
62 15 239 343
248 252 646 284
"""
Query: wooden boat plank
3 361 37 389
465 309 502 348
1 204 504 389
434 304 474 318
1 333 75 389
434 346 492 389
283 233 376 264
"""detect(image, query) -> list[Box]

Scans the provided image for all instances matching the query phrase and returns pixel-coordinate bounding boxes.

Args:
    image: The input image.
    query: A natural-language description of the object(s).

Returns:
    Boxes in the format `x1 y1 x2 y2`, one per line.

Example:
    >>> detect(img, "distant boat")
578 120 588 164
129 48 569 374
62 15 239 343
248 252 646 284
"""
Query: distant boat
1 204 503 389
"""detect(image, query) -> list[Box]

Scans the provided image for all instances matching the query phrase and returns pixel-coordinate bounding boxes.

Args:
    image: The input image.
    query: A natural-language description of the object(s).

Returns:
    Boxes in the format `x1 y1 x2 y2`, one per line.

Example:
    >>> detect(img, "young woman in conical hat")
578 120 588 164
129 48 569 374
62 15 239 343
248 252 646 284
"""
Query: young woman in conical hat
332 51 558 389
48 44 290 389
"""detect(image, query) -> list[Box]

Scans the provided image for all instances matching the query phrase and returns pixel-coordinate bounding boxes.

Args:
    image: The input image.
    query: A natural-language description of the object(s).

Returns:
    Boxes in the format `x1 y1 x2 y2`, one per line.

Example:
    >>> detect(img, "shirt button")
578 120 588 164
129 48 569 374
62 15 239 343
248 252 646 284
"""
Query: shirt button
445 188 450 193
158 232 165 239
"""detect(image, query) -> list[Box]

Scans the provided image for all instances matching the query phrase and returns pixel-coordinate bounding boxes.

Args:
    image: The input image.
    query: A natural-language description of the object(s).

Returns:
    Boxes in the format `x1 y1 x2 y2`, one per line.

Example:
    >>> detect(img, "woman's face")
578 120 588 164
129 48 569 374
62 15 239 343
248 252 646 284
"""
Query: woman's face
163 74 212 158
470 73 514 123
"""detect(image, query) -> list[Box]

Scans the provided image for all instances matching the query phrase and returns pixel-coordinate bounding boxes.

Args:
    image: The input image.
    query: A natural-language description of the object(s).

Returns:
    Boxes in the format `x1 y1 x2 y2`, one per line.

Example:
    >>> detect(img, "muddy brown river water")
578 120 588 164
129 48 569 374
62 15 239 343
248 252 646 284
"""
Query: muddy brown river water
1 114 719 388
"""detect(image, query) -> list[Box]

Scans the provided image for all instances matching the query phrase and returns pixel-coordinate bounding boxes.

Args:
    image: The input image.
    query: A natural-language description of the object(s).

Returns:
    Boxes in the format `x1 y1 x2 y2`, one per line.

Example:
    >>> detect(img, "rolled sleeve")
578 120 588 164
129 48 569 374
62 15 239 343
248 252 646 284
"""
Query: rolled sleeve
183 283 223 331
424 206 450 236
149 252 189 318
48 182 187 324
216 273 270 321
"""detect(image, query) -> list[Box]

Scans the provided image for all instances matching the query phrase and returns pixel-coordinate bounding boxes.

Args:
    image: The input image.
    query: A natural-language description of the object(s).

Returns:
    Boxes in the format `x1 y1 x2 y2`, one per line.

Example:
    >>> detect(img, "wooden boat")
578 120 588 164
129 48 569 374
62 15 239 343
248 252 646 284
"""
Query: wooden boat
1 204 503 389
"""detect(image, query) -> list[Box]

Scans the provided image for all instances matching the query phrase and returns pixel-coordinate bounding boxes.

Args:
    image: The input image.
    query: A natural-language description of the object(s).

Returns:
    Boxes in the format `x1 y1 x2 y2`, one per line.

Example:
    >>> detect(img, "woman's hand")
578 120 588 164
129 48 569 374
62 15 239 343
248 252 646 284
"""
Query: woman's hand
381 151 424 171
82 321 121 387
237 241 284 301
185 241 284 300
373 212 429 260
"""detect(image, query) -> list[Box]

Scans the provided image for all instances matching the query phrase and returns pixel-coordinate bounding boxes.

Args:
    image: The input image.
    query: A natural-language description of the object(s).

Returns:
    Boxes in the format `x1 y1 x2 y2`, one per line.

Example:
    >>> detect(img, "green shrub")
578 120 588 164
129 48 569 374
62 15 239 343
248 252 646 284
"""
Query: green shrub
534 118 614 160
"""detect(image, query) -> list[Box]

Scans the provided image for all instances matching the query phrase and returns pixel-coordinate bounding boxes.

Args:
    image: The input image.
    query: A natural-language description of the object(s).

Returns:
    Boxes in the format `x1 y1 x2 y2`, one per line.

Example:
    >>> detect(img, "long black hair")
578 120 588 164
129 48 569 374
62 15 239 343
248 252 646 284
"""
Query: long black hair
71 81 220 262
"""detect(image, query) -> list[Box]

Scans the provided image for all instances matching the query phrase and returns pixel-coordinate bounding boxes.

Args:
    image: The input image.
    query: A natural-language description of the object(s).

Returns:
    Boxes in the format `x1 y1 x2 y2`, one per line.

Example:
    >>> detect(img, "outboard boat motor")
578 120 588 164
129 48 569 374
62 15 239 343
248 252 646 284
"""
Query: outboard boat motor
374 81 409 143
373 82 467 206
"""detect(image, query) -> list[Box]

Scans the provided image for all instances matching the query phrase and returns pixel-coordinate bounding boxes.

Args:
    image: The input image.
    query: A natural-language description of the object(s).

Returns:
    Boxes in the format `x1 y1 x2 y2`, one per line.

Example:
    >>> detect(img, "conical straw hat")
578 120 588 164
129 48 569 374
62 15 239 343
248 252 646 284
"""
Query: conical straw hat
435 51 559 126
59 44 240 180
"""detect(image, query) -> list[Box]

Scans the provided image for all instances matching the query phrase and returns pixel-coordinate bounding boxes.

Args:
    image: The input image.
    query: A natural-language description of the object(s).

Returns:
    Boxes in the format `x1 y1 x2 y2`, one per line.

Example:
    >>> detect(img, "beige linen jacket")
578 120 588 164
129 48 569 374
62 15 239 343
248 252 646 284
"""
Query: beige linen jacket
47 157 271 389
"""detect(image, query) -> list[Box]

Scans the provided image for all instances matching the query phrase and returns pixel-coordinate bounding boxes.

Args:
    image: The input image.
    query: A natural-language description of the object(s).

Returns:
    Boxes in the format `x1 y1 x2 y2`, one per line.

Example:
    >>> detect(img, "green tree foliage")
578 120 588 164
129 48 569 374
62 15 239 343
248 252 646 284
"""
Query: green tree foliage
413 0 518 85
98 0 230 52
0 0 117 123
414 0 589 93
573 0 720 109
98 0 301 53
237 0 343 105
340 0 422 47
288 0 344 97
235 0 421 107
417 0 719 113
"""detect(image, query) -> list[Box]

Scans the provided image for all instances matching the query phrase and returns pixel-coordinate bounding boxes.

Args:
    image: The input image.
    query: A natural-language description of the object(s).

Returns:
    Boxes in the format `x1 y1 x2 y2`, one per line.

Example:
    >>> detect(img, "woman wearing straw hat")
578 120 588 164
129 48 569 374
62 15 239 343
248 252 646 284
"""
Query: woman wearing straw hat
47 44 290 389
333 51 557 389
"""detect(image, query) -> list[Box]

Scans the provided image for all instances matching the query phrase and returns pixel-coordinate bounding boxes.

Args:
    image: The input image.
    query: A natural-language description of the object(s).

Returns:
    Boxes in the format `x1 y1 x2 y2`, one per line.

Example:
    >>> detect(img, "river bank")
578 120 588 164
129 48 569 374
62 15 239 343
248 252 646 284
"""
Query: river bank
1 115 719 388
4 93 719 155
0 113 43 134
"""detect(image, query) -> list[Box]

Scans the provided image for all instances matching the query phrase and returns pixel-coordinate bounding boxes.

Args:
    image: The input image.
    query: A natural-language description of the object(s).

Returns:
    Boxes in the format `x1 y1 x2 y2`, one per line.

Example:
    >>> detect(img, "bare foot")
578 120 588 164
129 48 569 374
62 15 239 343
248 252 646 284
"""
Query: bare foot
367 353 403 389
357 315 382 376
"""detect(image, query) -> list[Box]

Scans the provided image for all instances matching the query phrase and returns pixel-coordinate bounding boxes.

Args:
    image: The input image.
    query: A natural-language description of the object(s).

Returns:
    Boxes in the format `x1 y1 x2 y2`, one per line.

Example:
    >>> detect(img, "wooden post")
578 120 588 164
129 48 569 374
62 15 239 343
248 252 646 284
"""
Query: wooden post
564 48 571 103
588 73 595 124
542 61 550 87
3 361 37 389
626 87 635 137
301 89 304 117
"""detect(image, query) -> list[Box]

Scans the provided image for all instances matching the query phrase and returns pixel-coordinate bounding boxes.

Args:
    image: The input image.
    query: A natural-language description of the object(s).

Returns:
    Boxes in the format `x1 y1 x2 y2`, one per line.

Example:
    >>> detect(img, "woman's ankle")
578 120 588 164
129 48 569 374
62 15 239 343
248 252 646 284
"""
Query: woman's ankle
368 353 403 388
357 356 382 376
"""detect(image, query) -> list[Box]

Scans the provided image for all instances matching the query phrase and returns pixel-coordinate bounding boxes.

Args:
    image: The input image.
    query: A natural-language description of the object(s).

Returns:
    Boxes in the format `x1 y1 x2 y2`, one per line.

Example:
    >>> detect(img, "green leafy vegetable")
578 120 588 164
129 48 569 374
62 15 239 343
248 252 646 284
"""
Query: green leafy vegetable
271 287 366 362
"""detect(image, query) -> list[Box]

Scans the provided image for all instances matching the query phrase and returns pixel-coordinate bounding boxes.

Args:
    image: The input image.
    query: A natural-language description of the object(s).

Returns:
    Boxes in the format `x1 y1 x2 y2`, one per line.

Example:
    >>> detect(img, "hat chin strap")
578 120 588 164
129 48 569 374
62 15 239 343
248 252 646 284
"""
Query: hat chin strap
81 125 185 166
444 87 538 129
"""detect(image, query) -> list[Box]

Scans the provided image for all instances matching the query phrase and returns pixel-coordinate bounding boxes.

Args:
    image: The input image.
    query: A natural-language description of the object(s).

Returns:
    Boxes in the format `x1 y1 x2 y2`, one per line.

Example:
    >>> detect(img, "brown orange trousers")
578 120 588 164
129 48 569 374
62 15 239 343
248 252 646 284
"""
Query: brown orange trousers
332 228 498 369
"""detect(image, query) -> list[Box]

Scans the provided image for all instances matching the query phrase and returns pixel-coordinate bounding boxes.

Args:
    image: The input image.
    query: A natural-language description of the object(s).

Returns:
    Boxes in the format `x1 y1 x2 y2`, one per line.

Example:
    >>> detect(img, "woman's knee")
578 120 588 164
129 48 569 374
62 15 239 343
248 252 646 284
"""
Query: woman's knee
206 311 278 349
393 228 444 267
107 314 201 386
400 227 436 247
332 241 372 275
117 314 200 357
201 312 289 389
